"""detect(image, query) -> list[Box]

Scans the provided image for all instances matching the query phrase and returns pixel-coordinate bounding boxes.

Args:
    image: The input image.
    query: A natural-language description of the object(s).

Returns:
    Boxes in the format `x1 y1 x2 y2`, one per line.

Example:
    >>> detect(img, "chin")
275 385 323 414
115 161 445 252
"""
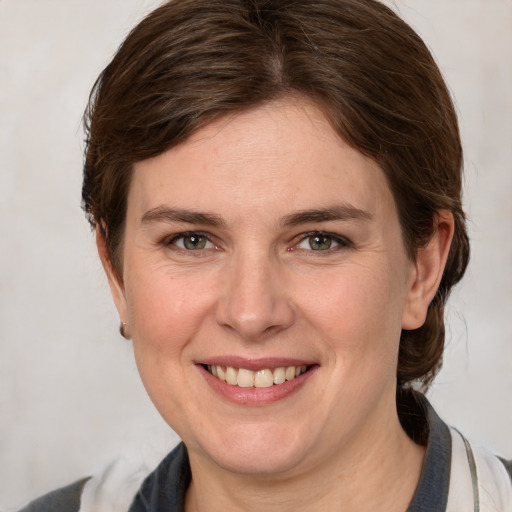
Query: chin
191 422 312 476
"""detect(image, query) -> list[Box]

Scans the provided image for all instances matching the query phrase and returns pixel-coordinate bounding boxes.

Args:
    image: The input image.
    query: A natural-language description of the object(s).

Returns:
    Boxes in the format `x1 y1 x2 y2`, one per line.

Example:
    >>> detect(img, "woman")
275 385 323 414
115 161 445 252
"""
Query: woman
18 0 511 511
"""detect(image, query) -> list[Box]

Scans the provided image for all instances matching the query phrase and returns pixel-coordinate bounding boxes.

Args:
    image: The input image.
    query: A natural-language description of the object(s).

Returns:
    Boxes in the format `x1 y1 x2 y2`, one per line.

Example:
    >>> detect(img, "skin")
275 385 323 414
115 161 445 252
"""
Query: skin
98 98 454 511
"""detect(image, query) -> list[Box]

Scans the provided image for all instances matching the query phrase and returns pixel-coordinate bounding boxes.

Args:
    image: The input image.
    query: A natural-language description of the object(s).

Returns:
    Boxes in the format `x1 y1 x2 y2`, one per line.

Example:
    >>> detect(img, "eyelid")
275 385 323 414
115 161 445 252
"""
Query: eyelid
162 230 352 252
292 231 353 251
165 231 217 250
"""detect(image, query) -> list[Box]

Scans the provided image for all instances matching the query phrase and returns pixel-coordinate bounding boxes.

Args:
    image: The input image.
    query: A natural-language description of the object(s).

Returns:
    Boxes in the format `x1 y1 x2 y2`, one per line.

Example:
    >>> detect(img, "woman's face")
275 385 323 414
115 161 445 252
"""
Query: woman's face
107 98 425 477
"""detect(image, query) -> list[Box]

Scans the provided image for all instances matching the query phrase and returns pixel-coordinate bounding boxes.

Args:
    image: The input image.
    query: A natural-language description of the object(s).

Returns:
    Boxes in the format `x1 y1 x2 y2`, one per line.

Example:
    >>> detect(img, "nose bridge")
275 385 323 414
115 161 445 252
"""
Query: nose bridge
216 246 294 339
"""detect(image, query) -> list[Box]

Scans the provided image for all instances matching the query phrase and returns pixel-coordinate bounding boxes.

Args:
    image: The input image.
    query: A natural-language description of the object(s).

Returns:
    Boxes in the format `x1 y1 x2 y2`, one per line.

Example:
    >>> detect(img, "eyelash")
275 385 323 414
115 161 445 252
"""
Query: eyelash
292 231 353 253
165 231 217 252
164 230 352 254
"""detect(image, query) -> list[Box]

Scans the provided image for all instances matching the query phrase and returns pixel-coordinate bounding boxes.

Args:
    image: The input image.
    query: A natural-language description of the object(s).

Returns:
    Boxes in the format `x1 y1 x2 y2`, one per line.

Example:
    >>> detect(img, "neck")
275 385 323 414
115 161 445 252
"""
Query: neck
185 403 425 512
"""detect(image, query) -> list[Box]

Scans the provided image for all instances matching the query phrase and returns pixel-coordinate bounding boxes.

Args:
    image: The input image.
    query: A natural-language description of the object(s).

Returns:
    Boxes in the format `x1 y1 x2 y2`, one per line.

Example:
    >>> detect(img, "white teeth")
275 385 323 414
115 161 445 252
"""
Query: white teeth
237 368 255 387
254 369 274 388
290 366 307 377
225 366 238 385
273 367 286 385
208 364 309 387
285 366 296 381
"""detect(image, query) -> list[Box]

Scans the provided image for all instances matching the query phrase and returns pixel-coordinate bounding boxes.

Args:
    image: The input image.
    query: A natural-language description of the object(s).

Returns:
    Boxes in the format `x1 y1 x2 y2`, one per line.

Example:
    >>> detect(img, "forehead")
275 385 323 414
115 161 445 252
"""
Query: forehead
129 98 395 223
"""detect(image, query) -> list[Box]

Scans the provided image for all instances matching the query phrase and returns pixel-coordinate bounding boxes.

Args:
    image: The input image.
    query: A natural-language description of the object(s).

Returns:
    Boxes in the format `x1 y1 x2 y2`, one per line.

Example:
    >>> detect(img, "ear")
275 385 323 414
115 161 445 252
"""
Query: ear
96 228 128 325
401 211 455 330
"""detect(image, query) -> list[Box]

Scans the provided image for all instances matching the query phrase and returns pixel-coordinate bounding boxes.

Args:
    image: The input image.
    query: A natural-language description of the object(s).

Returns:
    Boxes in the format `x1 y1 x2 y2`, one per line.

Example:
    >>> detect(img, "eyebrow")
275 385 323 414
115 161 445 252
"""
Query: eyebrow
140 204 372 229
141 207 227 228
280 205 372 227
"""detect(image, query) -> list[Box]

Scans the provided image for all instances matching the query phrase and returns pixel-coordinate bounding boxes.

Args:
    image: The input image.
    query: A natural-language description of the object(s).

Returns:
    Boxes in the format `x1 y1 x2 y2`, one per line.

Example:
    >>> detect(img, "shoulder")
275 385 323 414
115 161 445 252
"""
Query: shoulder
16 440 180 512
403 391 512 511
499 457 512 482
129 443 191 511
17 478 90 512
448 427 512 511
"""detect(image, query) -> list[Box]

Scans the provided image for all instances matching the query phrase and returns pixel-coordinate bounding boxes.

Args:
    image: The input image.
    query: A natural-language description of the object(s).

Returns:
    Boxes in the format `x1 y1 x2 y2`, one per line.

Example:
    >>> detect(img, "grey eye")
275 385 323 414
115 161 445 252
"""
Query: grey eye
297 234 340 251
184 235 206 250
308 234 333 250
173 234 213 250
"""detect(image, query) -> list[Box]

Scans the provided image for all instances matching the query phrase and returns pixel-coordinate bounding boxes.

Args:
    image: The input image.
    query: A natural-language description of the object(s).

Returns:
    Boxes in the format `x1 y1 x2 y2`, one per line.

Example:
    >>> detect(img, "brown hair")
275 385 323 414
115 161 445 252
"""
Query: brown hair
82 0 469 389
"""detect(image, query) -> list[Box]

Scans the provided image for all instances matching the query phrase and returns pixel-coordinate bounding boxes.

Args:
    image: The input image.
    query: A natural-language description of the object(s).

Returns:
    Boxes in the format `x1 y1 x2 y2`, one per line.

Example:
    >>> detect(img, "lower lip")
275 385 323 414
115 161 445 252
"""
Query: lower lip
199 365 317 406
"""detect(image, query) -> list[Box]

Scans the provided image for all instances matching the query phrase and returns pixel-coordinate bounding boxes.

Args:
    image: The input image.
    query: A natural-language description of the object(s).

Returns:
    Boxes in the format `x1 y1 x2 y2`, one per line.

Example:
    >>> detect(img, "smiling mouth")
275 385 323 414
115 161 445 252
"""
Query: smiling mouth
204 365 310 388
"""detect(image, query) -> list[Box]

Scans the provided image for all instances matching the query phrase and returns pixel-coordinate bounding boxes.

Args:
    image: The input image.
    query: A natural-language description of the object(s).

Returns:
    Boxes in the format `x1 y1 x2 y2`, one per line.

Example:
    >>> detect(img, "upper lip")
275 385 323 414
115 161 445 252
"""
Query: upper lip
196 356 316 371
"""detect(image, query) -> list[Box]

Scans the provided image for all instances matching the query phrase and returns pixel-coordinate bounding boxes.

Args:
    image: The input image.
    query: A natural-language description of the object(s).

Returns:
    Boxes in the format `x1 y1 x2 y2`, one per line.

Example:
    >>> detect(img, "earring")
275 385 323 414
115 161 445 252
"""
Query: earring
119 321 131 339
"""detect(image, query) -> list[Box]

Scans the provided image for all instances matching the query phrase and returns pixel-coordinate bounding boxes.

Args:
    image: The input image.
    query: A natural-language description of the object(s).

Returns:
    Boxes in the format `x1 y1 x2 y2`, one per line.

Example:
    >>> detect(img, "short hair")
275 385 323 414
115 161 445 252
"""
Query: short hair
82 0 470 389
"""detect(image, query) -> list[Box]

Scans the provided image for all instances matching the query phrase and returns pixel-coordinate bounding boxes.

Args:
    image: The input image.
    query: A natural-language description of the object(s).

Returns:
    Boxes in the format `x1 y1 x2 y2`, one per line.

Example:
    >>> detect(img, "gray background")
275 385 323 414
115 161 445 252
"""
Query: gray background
1 0 511 509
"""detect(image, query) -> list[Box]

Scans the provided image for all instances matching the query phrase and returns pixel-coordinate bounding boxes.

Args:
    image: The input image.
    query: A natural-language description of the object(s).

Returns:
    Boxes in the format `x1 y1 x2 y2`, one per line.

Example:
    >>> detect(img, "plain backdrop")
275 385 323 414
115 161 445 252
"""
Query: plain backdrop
1 0 511 509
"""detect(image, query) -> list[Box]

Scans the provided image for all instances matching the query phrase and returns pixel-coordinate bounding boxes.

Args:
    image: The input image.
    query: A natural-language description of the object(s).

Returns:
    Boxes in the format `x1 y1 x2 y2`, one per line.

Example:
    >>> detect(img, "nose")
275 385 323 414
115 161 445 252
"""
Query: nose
215 251 295 341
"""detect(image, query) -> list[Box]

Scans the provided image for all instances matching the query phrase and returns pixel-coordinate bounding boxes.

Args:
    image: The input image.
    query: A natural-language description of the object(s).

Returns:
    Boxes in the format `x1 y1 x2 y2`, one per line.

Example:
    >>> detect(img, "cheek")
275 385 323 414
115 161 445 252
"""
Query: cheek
297 260 406 368
124 263 217 358
123 265 219 430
